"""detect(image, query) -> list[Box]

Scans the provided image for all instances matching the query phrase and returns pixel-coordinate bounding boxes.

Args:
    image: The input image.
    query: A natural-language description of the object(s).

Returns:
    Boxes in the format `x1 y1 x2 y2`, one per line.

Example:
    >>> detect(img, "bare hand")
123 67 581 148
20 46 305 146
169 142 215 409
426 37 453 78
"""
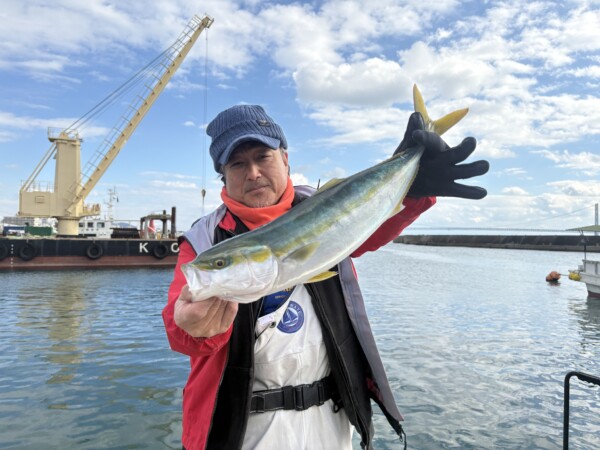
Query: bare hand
173 285 239 338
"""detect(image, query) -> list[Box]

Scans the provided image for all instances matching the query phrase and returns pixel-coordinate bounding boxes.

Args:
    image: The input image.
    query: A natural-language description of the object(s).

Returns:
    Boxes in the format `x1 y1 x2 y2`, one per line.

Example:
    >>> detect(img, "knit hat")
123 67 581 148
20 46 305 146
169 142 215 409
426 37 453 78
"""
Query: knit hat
207 104 288 172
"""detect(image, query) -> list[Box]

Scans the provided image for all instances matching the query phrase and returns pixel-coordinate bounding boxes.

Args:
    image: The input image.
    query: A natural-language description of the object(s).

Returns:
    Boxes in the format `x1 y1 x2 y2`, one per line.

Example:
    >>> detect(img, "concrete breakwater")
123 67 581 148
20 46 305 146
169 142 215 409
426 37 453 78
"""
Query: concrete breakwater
393 234 600 252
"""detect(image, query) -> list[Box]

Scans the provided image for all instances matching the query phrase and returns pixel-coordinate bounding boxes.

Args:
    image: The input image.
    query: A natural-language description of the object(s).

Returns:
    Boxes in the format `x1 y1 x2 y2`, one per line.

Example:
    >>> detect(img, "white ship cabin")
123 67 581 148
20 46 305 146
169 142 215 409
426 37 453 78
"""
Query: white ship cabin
78 218 112 238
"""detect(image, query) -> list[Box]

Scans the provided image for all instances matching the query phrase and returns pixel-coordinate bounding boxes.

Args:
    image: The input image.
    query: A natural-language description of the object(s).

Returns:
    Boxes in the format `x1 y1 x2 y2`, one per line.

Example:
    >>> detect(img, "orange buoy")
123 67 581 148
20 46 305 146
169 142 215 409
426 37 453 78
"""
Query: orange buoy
546 271 561 282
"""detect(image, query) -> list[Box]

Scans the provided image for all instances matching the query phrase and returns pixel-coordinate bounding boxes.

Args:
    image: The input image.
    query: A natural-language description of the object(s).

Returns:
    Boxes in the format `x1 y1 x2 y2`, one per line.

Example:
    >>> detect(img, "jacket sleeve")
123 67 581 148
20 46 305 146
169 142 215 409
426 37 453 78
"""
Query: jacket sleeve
351 196 435 258
162 239 233 357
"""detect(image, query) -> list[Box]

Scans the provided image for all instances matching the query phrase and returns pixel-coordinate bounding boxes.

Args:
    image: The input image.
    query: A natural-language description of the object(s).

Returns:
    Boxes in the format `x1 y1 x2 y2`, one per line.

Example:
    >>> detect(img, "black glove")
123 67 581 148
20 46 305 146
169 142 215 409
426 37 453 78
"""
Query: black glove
394 112 489 199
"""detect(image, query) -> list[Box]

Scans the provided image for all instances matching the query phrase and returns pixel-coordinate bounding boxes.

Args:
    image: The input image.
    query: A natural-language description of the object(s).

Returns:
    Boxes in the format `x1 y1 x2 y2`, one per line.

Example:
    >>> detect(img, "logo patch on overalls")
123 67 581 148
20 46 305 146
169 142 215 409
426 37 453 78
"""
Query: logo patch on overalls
277 301 304 334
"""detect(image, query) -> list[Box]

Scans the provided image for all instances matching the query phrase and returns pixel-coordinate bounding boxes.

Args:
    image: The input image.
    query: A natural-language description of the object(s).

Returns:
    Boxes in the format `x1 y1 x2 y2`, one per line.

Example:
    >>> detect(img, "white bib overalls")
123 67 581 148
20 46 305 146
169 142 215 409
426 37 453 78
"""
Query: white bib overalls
242 285 353 449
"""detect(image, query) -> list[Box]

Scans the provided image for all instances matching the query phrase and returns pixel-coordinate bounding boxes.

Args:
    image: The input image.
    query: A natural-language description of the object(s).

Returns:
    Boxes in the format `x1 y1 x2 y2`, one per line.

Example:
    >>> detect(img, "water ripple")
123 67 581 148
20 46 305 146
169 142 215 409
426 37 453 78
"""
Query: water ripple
2 248 600 449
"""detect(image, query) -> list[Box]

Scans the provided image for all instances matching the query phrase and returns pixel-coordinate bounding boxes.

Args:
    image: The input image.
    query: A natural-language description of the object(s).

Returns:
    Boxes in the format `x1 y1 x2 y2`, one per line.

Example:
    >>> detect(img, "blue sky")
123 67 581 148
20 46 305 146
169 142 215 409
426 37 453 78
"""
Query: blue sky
1 0 600 232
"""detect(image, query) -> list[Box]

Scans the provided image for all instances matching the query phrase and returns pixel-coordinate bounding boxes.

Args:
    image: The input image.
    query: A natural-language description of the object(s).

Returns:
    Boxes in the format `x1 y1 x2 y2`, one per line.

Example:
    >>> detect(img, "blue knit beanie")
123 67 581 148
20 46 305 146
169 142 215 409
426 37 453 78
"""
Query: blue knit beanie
207 104 288 172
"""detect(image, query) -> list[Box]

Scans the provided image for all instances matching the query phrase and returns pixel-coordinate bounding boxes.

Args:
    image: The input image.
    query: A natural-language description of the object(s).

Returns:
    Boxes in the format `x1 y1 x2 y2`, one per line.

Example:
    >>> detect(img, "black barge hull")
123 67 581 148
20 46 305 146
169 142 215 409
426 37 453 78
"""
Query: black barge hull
0 238 180 270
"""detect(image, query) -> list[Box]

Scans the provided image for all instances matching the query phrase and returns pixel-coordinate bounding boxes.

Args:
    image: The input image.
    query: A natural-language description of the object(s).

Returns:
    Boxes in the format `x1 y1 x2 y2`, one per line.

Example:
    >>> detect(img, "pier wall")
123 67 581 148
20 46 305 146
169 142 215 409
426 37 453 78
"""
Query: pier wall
393 234 600 252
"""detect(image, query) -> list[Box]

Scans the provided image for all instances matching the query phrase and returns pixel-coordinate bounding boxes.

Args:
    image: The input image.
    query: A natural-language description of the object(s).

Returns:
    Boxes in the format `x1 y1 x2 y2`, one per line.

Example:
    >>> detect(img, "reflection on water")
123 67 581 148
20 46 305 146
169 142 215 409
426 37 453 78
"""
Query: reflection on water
1 269 188 449
572 297 600 339
354 245 600 450
29 275 86 385
1 248 600 449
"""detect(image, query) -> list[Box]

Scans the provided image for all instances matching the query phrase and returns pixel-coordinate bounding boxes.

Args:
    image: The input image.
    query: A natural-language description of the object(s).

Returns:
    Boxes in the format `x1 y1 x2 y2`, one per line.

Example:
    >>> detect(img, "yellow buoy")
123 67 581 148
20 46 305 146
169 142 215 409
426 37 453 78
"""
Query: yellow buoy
568 270 581 282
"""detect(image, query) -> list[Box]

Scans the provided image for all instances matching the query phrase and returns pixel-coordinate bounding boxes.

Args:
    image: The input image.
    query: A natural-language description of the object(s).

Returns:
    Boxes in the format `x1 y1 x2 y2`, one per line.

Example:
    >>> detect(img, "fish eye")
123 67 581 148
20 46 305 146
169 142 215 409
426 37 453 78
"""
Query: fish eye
213 257 229 269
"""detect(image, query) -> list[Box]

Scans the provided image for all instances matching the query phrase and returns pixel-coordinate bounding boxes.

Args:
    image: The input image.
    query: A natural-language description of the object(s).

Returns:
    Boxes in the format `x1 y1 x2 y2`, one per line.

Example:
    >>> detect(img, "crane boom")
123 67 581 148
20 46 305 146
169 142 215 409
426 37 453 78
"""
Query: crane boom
19 14 213 236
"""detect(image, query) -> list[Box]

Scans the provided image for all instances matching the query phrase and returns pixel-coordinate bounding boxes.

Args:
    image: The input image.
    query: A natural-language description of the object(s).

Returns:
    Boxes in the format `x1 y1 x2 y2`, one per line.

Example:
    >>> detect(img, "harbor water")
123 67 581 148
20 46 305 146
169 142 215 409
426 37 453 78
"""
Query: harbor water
1 244 599 449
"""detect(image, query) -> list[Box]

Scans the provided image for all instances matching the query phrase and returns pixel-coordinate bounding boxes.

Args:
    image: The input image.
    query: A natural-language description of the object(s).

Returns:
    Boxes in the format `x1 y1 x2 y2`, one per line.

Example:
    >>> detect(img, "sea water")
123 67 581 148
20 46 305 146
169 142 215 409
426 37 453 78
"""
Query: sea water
1 244 599 449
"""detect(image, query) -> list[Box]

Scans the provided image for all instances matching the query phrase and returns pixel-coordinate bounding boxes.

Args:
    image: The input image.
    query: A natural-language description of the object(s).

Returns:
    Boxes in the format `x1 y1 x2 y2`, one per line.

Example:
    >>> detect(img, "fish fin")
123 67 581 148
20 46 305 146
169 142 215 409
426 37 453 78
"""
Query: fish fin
390 151 422 216
317 177 344 192
413 84 431 125
308 271 338 282
391 199 407 216
413 84 469 135
432 108 469 135
283 242 320 263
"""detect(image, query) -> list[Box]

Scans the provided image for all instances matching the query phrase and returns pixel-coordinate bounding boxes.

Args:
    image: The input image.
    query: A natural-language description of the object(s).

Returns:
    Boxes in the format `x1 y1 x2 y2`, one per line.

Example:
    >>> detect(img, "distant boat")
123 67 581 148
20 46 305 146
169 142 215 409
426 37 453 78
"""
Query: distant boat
568 225 600 298
575 259 600 298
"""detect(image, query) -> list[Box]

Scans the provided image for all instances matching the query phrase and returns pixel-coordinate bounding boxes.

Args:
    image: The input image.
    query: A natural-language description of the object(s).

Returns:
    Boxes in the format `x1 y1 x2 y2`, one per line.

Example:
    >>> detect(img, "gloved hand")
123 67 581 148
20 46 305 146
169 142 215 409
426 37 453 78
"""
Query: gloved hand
394 112 489 199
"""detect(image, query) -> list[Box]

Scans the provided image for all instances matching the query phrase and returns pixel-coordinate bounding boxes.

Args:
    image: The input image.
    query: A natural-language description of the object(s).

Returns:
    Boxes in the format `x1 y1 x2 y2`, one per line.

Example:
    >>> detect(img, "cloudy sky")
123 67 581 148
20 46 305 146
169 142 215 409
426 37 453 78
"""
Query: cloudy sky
1 0 600 232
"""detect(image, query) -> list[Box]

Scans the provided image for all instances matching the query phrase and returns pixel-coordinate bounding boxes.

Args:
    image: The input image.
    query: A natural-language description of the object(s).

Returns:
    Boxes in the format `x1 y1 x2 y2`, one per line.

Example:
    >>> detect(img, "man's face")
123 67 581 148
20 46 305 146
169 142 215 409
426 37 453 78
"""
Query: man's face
222 143 289 208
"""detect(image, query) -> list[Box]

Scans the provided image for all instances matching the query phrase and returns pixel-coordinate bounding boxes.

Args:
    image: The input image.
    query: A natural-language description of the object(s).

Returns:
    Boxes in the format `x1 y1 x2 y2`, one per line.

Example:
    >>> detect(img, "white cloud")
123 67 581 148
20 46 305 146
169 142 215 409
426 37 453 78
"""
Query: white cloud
151 180 198 189
290 172 310 186
502 186 529 195
546 180 600 197
306 105 407 147
535 149 600 175
295 58 411 107
323 167 347 180
497 167 528 177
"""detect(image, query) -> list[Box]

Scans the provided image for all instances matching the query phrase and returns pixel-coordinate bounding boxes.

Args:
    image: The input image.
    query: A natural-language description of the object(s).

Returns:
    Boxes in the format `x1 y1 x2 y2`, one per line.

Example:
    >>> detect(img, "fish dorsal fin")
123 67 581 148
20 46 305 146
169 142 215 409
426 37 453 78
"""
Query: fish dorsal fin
413 84 469 136
308 271 338 283
282 242 320 263
317 177 344 192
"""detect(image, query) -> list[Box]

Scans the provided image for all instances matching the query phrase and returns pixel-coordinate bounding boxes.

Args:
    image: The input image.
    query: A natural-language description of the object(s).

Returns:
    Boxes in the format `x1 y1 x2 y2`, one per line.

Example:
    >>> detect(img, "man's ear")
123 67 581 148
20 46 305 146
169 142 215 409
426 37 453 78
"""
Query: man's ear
282 150 289 166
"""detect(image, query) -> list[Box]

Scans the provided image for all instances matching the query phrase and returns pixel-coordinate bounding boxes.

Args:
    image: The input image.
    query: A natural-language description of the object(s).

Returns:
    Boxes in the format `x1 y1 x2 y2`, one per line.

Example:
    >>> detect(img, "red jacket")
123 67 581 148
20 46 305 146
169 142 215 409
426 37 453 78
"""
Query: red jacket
162 196 435 450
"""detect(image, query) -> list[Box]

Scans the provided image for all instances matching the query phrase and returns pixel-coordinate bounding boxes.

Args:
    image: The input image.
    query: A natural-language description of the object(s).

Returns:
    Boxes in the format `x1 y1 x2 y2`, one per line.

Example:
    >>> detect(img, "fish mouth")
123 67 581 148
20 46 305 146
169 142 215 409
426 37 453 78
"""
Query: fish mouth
181 263 217 301
181 254 279 303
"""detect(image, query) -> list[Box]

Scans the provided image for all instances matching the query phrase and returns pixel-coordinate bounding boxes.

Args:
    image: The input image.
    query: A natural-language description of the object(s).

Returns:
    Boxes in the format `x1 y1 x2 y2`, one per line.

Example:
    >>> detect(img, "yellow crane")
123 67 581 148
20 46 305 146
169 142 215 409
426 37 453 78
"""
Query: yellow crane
19 14 213 236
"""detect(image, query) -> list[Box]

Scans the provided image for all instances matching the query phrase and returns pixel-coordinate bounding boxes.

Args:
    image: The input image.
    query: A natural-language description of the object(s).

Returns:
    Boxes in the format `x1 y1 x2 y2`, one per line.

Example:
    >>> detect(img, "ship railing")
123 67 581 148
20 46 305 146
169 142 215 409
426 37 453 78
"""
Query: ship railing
20 180 55 193
47 127 80 141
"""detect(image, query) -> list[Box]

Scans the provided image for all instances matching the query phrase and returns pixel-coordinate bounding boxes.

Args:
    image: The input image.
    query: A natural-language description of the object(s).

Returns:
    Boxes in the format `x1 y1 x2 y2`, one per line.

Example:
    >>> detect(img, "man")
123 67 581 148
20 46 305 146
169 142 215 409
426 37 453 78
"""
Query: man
163 104 489 450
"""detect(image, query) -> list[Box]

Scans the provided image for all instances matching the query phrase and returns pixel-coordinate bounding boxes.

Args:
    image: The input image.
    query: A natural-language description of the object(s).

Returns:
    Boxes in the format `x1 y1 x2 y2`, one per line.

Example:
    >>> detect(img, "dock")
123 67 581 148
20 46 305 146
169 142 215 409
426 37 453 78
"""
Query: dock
394 234 600 252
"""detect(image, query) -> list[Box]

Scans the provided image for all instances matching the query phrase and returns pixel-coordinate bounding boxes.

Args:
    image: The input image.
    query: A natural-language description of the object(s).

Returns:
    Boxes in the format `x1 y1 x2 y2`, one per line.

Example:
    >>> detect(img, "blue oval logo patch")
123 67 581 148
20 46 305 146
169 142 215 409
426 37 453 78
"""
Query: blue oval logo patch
277 301 304 334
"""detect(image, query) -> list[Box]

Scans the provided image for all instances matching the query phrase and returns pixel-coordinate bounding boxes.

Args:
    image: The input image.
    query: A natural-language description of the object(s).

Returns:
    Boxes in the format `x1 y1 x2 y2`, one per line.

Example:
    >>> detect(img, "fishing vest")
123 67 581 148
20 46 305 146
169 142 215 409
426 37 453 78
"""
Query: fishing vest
183 186 405 450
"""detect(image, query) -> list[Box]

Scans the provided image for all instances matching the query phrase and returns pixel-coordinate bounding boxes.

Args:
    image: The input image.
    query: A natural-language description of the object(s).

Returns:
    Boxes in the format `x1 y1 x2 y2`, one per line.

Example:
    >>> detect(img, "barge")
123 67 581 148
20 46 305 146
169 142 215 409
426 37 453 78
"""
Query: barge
0 208 179 271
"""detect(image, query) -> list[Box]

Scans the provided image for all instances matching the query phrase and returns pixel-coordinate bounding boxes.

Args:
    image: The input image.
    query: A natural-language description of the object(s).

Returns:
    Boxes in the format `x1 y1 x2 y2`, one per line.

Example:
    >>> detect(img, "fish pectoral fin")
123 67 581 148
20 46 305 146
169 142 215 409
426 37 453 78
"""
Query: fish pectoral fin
308 271 338 283
317 177 344 192
283 242 320 263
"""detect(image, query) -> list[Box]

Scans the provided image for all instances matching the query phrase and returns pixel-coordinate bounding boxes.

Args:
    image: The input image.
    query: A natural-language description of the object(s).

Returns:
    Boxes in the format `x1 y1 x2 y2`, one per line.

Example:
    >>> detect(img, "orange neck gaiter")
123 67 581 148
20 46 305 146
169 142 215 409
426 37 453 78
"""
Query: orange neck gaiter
221 178 294 230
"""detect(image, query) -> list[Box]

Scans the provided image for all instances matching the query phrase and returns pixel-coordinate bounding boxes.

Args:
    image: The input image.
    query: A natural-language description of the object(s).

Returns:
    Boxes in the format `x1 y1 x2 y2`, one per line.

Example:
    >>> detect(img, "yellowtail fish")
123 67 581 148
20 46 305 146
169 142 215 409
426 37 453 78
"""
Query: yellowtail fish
182 85 467 303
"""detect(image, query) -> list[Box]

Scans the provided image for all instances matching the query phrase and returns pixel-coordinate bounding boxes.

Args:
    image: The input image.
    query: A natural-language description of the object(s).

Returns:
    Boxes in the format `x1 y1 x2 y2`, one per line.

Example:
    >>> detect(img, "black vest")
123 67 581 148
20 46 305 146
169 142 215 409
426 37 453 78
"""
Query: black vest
203 194 404 450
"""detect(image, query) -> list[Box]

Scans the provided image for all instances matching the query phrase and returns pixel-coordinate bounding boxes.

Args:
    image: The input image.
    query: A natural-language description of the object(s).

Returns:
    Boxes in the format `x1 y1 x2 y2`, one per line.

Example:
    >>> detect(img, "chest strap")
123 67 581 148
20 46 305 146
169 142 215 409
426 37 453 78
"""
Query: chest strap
250 375 335 413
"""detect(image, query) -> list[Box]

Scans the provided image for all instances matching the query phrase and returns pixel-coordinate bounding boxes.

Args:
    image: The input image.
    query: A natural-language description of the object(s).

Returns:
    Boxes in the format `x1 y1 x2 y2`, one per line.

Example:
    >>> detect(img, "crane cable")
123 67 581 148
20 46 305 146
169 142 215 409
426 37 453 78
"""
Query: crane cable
201 27 209 217
64 43 177 133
